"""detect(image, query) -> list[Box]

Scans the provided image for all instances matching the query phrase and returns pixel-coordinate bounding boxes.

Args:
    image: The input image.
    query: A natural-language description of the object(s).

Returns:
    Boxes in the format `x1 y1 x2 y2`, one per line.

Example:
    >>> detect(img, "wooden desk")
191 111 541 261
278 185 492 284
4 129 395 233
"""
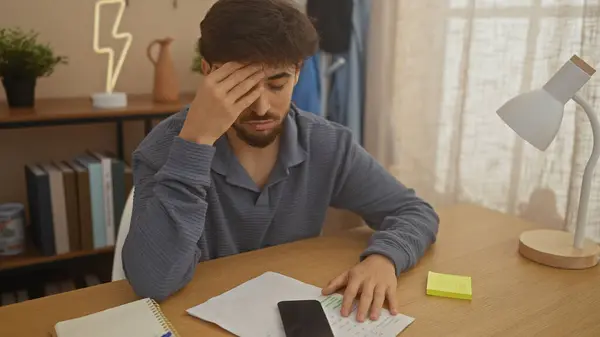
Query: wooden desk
0 93 194 159
1 204 599 336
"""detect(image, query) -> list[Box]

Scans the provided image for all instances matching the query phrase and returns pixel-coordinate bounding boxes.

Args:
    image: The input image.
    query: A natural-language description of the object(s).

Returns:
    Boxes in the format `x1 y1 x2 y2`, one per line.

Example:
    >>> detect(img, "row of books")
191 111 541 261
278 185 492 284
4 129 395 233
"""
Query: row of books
25 152 133 256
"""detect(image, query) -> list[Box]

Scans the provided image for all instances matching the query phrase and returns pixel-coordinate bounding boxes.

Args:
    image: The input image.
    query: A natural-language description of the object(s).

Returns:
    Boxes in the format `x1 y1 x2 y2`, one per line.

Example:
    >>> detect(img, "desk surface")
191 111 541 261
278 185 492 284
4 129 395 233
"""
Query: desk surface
0 93 194 124
1 204 599 336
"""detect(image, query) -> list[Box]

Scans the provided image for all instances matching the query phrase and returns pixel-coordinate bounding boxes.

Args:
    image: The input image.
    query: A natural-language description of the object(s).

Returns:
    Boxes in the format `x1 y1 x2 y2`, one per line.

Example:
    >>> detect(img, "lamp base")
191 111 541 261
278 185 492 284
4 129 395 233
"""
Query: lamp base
91 92 127 109
519 229 600 269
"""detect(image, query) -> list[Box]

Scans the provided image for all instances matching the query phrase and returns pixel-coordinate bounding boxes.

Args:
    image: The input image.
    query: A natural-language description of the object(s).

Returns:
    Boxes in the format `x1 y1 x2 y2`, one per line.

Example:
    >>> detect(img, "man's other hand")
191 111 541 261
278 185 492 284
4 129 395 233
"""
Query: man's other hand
321 254 399 322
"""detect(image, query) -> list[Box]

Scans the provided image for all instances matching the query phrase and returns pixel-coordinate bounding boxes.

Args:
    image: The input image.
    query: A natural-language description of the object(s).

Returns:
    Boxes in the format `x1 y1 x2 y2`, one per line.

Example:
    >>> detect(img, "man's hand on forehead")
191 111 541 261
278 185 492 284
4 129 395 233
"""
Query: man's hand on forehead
179 61 266 145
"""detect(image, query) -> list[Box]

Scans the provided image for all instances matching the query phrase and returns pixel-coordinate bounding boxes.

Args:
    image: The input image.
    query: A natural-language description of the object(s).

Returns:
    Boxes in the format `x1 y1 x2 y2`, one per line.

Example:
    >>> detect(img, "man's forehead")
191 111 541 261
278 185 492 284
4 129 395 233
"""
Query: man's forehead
213 63 295 75
261 65 296 75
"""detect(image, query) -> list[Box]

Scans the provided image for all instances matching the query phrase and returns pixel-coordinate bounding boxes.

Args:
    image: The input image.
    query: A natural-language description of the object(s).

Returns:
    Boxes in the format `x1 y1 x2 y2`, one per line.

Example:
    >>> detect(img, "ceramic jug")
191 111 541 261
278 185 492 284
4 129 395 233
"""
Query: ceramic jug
147 37 180 103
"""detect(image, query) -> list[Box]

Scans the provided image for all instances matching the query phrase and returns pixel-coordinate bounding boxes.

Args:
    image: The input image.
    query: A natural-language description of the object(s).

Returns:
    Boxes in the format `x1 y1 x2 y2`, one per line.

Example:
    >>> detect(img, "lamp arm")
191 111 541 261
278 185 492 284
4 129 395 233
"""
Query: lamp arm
572 93 600 249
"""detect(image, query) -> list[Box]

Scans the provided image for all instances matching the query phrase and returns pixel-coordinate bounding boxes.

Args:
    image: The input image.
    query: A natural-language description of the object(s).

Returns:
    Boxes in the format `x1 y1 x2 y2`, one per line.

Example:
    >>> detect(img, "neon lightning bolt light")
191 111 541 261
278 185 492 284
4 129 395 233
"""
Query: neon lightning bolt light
91 0 132 108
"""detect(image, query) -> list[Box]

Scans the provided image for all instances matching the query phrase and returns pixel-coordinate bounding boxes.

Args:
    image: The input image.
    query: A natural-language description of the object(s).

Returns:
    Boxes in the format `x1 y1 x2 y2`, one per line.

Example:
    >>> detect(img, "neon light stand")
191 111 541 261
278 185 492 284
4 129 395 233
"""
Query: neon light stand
92 0 132 109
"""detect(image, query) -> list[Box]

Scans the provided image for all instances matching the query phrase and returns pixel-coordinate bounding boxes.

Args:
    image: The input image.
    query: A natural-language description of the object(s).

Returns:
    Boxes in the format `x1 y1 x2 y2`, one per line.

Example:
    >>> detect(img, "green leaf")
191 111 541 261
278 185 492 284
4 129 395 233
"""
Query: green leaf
191 42 203 74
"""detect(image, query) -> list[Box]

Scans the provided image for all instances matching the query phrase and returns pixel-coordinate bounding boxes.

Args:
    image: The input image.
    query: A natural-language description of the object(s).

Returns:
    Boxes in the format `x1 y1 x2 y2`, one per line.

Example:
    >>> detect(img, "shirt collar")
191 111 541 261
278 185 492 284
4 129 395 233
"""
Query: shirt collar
210 105 307 190
279 105 308 169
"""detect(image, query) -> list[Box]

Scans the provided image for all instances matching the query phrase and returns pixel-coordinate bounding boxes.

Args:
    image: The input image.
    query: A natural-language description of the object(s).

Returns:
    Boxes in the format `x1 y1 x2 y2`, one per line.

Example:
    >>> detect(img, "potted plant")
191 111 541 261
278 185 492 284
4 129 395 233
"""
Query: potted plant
191 43 203 74
0 27 67 108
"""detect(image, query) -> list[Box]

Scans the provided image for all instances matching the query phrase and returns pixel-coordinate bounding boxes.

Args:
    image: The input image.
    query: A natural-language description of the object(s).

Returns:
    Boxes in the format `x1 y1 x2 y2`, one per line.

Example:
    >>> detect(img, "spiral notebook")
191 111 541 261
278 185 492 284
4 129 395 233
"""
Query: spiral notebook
54 298 179 337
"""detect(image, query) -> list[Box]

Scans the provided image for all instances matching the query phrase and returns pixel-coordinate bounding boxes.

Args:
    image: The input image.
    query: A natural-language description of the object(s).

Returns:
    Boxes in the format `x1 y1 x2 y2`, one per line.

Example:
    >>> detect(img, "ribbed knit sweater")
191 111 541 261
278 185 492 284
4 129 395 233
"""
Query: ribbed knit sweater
122 105 439 301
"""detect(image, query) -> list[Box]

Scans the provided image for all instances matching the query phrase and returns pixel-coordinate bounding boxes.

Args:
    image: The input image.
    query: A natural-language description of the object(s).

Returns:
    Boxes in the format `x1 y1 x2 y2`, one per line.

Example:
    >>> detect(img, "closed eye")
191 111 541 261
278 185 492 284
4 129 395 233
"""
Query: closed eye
266 72 292 92
268 84 285 91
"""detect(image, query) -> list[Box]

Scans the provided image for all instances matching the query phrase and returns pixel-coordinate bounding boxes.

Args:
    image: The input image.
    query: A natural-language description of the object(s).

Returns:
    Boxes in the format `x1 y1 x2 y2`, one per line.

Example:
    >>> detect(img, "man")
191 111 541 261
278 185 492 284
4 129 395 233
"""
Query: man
122 0 439 323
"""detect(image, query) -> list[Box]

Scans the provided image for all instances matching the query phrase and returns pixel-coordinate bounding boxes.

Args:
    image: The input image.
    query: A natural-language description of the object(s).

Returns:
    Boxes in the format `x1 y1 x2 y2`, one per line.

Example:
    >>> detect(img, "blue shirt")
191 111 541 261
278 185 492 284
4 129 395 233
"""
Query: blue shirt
122 104 439 301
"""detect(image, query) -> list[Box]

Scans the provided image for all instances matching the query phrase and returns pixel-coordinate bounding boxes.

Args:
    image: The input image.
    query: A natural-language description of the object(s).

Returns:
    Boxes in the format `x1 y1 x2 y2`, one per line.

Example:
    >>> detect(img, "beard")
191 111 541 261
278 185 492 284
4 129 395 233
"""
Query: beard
231 110 285 148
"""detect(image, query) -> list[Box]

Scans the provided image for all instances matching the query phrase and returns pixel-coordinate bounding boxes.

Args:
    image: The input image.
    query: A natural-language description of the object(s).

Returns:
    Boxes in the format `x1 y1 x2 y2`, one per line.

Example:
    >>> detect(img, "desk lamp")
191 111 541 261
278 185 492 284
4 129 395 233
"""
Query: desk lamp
497 55 600 269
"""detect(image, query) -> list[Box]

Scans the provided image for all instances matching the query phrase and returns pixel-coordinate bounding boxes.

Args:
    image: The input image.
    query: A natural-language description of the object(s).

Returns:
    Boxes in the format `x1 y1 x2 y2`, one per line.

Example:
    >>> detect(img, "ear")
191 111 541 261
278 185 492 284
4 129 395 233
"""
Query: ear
293 62 303 86
201 58 212 75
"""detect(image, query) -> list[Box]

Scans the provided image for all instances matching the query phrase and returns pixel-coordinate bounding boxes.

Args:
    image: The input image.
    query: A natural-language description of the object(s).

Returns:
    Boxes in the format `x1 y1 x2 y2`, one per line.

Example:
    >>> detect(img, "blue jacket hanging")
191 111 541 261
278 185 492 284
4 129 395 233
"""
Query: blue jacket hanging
327 0 371 145
292 53 322 115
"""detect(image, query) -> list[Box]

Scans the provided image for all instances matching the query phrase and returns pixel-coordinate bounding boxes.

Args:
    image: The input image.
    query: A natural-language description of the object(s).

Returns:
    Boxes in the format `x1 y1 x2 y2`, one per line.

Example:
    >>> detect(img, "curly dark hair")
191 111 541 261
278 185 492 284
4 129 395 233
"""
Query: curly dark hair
198 0 319 68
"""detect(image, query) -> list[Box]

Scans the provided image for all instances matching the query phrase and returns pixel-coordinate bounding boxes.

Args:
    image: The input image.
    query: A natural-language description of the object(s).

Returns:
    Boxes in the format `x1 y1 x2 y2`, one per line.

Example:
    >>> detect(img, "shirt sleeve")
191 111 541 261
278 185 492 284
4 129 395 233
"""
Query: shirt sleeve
329 132 440 276
122 136 215 300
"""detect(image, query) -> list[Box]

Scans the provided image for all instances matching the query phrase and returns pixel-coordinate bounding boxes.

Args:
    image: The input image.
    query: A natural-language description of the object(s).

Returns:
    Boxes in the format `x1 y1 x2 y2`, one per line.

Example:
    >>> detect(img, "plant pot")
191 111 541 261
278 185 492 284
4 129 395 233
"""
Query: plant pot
1 75 37 108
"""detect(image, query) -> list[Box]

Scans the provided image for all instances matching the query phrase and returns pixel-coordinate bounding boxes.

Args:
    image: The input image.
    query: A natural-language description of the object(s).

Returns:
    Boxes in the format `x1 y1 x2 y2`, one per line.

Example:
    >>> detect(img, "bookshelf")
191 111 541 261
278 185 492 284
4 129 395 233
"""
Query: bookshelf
0 245 114 272
0 93 193 291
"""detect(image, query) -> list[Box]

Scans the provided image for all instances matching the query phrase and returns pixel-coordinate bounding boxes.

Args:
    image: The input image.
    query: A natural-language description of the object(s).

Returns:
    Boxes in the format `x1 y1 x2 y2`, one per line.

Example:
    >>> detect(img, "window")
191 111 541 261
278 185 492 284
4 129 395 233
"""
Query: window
434 0 594 219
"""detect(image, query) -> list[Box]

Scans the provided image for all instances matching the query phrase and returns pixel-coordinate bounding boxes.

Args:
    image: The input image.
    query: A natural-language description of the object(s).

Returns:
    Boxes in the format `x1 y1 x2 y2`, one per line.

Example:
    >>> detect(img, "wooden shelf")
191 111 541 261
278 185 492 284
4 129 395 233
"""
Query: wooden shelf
0 245 115 272
0 93 195 125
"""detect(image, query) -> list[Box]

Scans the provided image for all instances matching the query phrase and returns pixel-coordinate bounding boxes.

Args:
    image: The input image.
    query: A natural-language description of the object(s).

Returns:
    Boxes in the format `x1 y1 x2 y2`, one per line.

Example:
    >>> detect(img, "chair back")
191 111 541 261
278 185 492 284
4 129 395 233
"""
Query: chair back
111 187 135 281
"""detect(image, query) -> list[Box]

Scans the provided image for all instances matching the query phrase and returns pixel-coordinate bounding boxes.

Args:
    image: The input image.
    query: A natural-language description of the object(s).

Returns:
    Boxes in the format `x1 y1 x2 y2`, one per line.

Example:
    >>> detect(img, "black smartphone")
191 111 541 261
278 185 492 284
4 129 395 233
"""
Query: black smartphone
277 300 335 337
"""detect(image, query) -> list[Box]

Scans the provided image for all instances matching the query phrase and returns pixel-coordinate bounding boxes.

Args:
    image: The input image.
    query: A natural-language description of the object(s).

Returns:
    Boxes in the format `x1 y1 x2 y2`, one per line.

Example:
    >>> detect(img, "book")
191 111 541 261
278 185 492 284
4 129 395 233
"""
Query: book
67 160 94 250
84 274 101 287
15 289 28 302
44 282 60 296
1 292 16 306
40 163 70 254
94 151 126 236
187 272 415 337
59 279 76 293
55 161 81 251
24 164 56 256
54 298 180 337
75 155 106 248
90 151 115 246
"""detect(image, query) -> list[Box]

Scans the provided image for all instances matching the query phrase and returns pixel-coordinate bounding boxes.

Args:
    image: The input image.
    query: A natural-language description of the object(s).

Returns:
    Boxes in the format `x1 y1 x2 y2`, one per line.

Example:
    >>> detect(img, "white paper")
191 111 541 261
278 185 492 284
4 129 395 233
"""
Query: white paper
186 271 415 337
320 293 415 337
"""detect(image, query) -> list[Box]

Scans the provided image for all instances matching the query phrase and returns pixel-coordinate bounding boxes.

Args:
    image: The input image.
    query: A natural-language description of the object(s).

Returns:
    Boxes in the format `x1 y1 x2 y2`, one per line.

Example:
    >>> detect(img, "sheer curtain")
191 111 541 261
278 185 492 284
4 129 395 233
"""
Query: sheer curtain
365 0 600 242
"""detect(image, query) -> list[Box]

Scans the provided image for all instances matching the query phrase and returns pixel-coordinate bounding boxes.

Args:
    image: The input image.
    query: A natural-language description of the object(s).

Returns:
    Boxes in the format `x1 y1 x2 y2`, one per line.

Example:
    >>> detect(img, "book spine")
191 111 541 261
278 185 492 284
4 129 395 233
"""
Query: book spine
61 163 81 251
1 292 16 306
100 157 115 246
25 166 55 256
69 161 94 251
87 163 107 248
46 165 70 254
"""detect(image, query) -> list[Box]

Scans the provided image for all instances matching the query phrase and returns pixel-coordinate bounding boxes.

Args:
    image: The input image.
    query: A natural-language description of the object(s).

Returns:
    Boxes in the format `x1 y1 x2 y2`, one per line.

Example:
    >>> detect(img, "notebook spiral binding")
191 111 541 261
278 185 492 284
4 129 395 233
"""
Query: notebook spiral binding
148 298 181 337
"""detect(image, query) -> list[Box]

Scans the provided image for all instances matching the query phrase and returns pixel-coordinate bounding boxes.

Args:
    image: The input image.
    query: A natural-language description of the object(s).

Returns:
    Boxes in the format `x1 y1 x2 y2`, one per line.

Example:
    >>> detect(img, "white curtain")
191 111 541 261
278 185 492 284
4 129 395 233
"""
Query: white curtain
365 0 600 242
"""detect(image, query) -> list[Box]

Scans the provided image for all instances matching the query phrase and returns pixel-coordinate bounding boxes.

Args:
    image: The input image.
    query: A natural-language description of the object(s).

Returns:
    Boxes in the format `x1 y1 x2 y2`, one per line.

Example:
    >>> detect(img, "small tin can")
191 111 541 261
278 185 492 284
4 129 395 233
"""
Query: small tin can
0 203 26 256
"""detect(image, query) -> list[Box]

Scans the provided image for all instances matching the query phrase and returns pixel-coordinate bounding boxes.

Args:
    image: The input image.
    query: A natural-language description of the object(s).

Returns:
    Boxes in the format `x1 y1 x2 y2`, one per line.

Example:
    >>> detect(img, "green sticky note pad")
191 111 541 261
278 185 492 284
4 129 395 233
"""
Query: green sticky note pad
426 271 472 300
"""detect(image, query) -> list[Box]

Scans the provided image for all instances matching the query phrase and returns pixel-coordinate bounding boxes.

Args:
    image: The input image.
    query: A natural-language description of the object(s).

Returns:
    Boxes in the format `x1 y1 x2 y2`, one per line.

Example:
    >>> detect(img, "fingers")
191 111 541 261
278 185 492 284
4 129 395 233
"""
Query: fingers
341 279 360 317
219 65 264 93
231 85 263 113
322 271 349 295
227 71 266 104
387 286 399 315
369 285 387 321
356 282 375 322
208 62 246 83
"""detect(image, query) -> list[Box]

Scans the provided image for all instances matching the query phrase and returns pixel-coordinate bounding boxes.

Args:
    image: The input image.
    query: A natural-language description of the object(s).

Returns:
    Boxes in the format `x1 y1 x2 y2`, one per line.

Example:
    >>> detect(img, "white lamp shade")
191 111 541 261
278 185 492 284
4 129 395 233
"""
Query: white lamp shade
496 89 564 151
